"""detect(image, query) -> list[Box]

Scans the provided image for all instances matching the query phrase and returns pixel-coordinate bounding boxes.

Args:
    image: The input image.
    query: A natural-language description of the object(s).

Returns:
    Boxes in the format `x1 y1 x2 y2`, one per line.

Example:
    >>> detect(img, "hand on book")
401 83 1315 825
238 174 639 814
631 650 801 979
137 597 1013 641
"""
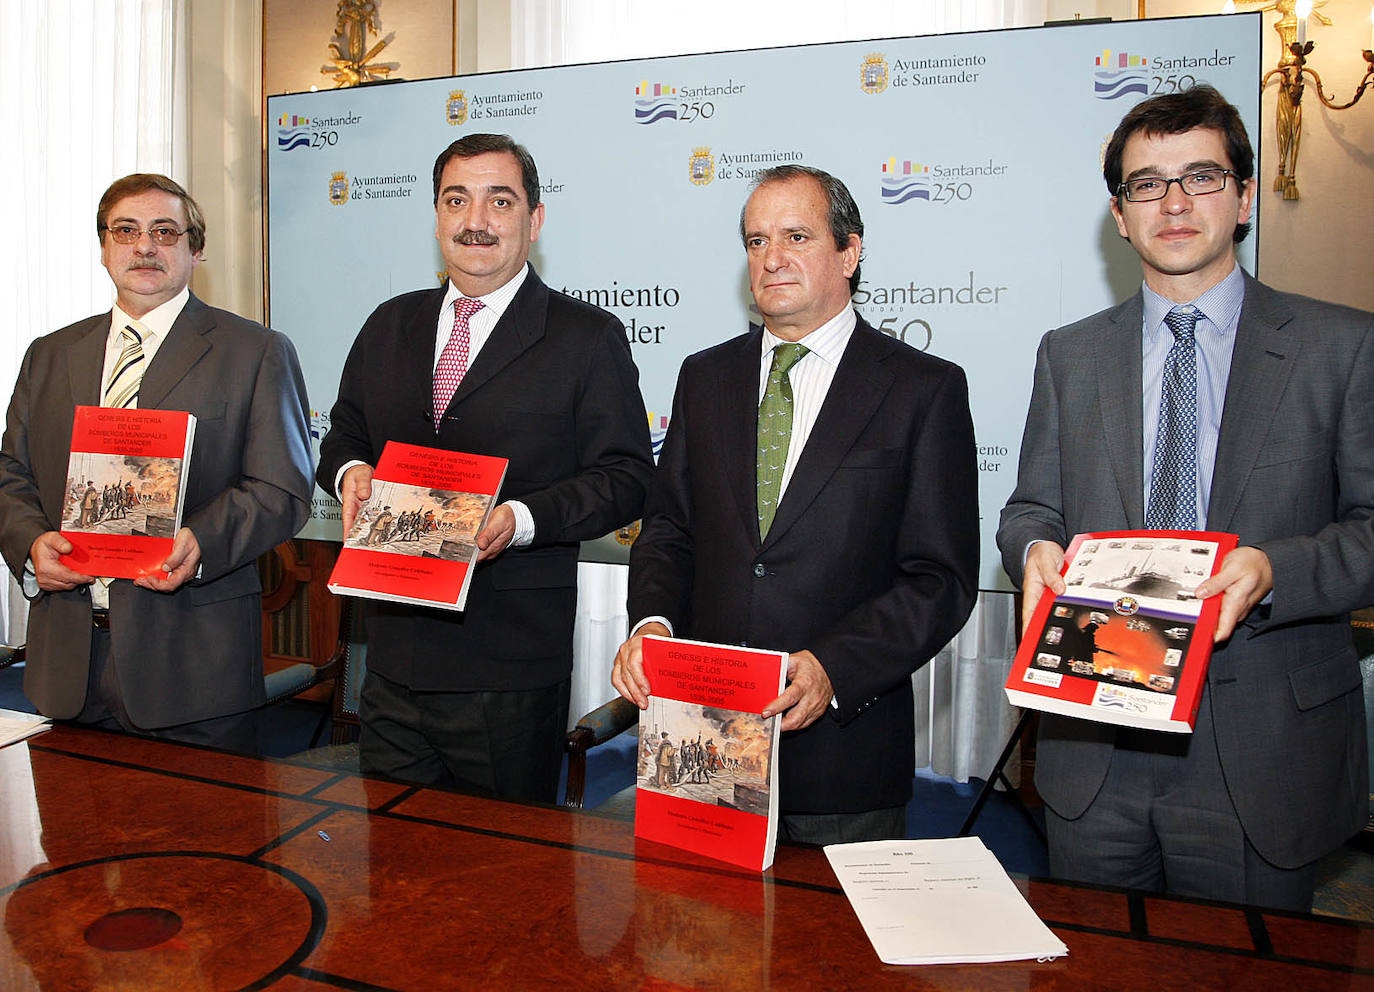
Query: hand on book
763 650 833 732
1194 545 1272 643
339 464 374 535
612 621 671 708
475 504 515 562
135 528 201 593
29 532 94 592
1020 541 1066 635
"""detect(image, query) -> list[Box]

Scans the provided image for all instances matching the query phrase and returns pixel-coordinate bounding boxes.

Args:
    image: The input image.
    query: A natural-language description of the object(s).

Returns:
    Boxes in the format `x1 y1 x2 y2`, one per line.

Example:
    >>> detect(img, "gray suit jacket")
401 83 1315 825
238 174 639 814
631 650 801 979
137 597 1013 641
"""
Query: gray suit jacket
0 294 314 728
997 273 1373 868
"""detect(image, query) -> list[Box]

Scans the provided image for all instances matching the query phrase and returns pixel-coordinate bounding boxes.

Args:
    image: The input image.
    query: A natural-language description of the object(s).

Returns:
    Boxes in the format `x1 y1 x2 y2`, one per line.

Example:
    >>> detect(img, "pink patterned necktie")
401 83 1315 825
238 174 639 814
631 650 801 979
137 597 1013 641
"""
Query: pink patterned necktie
432 297 485 426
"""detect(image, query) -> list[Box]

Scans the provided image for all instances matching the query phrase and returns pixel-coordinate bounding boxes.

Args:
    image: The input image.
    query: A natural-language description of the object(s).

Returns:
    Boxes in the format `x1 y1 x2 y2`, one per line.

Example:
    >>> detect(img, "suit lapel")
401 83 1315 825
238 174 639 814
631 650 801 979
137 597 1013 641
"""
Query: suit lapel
67 316 109 407
446 266 546 411
762 320 893 549
140 295 212 409
409 286 448 418
1208 276 1296 532
718 329 766 547
1094 295 1146 528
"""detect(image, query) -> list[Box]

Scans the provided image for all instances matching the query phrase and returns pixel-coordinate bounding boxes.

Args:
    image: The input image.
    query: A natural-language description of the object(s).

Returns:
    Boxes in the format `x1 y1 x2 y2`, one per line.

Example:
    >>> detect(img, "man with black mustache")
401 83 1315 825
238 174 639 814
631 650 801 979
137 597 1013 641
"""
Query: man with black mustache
318 134 654 801
0 173 313 751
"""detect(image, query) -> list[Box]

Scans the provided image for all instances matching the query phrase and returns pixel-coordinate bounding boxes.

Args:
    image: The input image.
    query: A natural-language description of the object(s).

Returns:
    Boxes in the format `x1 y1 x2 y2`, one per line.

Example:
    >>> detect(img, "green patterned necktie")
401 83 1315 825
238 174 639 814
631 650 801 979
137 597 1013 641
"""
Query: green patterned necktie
757 343 809 539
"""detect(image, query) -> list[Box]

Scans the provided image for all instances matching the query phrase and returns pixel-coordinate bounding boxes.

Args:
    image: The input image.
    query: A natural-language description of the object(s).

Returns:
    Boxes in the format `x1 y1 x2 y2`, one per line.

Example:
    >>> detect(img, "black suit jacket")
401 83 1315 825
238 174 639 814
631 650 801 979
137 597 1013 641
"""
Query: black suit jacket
997 275 1373 867
316 266 654 691
628 316 979 814
0 295 314 727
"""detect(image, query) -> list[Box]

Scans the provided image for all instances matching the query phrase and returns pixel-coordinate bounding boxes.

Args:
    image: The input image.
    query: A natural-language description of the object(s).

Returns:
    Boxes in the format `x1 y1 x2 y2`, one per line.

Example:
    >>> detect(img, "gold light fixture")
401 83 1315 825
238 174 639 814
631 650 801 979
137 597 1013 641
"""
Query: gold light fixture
1245 0 1374 200
323 0 396 88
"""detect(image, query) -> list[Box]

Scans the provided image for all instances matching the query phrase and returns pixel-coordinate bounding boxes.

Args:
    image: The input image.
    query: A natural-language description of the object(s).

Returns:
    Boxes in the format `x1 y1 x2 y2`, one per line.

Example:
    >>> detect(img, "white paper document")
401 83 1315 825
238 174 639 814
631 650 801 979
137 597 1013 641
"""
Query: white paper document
0 709 52 749
824 836 1068 965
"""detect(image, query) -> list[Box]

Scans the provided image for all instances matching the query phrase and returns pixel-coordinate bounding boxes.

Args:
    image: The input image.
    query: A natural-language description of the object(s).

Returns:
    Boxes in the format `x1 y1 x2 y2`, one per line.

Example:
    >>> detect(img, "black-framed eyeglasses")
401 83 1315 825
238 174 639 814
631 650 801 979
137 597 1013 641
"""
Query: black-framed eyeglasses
103 224 188 246
1117 169 1237 203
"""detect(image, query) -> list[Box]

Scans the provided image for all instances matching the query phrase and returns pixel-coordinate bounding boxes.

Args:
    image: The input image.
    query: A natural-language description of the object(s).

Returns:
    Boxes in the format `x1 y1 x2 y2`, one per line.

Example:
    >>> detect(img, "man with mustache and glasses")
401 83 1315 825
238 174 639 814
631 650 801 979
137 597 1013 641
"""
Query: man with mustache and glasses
318 134 653 801
998 86 1373 910
0 173 313 751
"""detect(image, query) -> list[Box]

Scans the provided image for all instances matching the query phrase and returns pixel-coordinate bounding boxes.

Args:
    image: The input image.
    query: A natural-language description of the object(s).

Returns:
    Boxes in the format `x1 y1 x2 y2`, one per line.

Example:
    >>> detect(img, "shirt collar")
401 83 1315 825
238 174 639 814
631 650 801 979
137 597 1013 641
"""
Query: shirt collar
441 263 529 323
1142 263 1245 344
112 285 191 344
761 303 856 367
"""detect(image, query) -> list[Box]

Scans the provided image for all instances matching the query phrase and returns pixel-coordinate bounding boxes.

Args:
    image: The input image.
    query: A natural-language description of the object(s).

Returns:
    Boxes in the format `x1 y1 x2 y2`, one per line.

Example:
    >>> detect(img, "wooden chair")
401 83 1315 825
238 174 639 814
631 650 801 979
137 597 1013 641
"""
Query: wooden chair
259 540 346 747
562 695 638 809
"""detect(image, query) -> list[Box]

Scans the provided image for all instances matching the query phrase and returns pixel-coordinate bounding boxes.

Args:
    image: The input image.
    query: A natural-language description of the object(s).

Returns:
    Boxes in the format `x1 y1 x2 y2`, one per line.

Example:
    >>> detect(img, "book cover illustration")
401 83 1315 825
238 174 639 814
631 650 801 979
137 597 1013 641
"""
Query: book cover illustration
637 700 773 816
59 406 195 579
327 442 507 611
1007 530 1236 733
634 636 788 871
342 481 493 562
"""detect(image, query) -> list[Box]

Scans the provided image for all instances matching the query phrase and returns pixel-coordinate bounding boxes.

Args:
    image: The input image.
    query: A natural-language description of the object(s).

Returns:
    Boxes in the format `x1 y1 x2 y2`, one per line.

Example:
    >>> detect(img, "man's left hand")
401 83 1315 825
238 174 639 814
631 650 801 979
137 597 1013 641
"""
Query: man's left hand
136 528 201 592
763 650 833 732
1194 545 1272 643
475 504 516 562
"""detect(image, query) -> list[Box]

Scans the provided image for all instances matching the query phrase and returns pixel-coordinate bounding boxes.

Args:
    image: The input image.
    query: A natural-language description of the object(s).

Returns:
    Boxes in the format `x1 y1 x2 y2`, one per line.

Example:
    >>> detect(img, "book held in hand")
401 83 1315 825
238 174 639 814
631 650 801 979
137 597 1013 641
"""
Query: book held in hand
327 441 507 611
1005 529 1238 733
634 635 788 871
60 405 196 580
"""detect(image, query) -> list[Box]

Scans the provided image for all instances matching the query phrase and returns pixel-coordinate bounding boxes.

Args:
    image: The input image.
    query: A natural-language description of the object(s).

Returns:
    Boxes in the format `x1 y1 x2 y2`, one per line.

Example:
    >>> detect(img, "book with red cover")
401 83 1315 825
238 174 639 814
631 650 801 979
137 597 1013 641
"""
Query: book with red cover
60 405 196 580
633 635 789 871
327 441 507 611
1005 529 1238 733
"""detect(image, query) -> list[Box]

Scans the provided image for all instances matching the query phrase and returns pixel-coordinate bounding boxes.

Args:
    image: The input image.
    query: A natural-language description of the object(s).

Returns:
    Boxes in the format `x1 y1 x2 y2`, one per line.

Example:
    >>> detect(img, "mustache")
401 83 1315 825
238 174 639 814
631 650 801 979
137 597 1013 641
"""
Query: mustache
127 260 166 271
455 230 499 246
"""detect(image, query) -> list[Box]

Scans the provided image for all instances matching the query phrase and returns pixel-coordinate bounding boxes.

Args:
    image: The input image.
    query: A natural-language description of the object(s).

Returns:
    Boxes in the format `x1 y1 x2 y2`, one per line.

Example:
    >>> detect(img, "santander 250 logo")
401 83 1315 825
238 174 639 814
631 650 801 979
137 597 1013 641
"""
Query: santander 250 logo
275 110 363 151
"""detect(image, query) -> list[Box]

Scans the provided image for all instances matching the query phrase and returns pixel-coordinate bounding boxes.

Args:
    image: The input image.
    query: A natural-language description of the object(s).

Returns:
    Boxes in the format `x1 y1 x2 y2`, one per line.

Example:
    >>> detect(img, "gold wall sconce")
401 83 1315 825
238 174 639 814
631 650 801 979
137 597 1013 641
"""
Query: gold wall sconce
1242 1 1374 200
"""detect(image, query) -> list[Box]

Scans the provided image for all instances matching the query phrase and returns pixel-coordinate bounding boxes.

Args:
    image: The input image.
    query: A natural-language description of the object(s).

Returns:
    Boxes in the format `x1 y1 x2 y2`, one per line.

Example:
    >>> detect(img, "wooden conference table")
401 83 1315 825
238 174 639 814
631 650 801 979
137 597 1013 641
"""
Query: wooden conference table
0 727 1369 991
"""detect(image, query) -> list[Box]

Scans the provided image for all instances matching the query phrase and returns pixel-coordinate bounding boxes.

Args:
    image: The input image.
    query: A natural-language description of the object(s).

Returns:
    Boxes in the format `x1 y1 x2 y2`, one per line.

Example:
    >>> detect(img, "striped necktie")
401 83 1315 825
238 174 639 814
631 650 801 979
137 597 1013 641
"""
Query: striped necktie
104 323 146 409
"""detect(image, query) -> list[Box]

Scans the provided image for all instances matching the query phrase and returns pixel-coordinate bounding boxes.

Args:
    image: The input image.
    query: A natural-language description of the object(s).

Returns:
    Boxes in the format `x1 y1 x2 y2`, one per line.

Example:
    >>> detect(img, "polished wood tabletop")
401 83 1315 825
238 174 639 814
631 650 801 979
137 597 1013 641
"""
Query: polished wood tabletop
0 726 1369 991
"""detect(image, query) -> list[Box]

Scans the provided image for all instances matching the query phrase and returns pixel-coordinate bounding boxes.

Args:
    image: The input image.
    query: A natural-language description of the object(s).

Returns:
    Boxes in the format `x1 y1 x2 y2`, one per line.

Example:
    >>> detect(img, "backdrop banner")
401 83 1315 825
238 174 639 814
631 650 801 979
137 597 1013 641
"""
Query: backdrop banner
267 14 1261 588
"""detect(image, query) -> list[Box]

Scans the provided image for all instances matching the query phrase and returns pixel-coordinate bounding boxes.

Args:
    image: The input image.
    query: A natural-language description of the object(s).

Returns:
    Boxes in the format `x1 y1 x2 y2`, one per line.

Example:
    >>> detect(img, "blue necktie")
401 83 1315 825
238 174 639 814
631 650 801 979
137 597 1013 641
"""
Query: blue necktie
1146 305 1201 530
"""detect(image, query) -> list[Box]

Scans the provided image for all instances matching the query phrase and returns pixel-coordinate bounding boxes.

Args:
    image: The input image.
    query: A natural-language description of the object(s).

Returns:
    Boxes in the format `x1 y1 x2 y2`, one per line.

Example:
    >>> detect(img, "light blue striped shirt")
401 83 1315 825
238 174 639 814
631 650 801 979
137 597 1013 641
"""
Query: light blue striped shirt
1140 263 1246 524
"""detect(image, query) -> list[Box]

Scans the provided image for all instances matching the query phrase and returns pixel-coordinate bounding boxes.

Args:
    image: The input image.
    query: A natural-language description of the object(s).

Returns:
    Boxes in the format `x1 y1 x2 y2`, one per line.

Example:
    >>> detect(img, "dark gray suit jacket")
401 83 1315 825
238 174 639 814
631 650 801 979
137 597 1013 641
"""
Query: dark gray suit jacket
629 317 980 814
0 294 314 728
998 274 1373 868
316 266 654 692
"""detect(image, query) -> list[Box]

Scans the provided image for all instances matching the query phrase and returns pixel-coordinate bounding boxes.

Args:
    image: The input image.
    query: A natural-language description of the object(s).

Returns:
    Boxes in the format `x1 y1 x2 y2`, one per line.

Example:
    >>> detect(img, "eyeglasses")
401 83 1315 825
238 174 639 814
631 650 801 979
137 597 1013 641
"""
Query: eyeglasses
1117 169 1237 203
103 224 188 246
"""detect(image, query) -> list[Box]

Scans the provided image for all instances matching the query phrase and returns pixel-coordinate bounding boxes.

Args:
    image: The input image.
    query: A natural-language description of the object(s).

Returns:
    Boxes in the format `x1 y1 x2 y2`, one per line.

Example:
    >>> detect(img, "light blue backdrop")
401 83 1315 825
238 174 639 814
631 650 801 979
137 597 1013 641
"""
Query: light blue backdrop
267 14 1262 588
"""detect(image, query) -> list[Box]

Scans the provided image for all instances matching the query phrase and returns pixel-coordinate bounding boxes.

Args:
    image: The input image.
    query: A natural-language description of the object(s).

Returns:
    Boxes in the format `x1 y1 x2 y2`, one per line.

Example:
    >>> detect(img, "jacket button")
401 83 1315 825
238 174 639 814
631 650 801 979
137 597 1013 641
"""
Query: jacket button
753 563 766 577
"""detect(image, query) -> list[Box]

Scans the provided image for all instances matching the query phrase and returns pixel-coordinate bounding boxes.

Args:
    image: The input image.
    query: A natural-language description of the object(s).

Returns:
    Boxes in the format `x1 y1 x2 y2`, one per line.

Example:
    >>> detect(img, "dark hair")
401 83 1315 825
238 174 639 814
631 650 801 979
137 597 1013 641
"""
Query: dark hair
97 174 206 254
431 133 540 209
1103 84 1253 243
739 164 865 294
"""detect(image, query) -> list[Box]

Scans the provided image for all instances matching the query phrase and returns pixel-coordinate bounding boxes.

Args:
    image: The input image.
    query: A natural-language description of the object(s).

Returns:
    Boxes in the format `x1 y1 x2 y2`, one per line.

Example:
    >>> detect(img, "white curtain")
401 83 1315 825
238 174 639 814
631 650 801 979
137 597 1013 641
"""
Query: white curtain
0 0 188 646
513 0 1047 68
528 1 1040 781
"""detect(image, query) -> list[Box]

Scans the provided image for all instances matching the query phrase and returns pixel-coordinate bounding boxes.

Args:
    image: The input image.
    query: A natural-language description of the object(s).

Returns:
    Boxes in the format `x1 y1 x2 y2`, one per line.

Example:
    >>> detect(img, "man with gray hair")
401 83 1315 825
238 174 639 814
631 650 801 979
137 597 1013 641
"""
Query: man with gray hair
614 164 979 844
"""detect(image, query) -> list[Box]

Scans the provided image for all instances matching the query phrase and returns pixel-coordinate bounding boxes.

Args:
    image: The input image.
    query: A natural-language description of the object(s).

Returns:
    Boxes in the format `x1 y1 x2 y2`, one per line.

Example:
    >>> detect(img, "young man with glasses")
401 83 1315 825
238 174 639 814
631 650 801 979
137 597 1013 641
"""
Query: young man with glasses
998 85 1373 911
0 173 313 752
